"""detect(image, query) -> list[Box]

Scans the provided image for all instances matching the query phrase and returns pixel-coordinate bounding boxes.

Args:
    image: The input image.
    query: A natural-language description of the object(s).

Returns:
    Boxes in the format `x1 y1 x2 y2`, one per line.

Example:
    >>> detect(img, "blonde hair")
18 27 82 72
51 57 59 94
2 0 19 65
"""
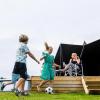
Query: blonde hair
19 34 29 43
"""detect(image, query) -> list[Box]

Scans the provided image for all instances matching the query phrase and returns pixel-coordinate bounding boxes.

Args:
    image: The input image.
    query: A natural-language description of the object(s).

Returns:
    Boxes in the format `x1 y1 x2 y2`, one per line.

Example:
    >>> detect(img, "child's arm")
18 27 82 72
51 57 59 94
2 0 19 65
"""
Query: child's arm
53 63 60 68
69 59 72 63
76 56 80 64
40 57 45 61
76 58 80 64
44 42 49 50
27 52 40 64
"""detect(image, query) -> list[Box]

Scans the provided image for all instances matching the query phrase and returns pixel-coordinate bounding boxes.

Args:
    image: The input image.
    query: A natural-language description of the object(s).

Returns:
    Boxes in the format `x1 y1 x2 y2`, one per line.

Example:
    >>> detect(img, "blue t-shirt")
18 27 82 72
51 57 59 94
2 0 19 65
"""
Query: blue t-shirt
16 43 30 63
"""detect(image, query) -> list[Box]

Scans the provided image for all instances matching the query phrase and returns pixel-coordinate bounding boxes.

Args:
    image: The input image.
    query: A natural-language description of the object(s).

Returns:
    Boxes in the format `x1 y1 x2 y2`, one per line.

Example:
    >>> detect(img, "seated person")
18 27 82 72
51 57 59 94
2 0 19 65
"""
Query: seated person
62 53 80 72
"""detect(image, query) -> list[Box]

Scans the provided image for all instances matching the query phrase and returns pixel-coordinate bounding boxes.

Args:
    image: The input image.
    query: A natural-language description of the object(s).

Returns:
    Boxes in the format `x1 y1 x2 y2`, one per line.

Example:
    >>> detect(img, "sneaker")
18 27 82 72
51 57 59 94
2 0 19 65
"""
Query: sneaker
15 89 20 96
1 84 5 91
11 88 16 92
20 91 29 96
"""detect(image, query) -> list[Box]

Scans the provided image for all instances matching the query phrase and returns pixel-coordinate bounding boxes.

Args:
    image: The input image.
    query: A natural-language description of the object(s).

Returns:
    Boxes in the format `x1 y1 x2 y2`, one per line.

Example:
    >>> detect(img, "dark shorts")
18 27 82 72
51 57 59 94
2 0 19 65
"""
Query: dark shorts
13 62 28 80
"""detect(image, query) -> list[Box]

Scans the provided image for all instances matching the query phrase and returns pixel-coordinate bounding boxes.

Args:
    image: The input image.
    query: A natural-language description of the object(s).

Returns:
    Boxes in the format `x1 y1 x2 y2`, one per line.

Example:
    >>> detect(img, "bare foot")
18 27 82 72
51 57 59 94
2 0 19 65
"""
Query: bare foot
37 85 41 92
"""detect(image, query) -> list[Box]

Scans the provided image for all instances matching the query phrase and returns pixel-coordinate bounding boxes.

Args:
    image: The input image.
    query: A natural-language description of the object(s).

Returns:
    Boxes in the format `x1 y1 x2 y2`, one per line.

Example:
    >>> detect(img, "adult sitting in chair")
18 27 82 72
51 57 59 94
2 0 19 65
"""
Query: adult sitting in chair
62 53 80 76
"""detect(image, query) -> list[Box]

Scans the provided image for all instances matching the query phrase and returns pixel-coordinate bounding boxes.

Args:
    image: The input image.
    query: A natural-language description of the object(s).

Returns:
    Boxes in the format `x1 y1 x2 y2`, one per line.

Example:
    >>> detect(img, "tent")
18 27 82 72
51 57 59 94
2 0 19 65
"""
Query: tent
54 39 100 76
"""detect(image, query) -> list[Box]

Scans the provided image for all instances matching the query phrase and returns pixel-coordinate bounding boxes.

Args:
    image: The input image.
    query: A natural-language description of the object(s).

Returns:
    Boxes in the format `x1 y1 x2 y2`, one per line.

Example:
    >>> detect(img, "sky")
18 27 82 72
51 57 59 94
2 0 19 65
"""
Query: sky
0 0 100 78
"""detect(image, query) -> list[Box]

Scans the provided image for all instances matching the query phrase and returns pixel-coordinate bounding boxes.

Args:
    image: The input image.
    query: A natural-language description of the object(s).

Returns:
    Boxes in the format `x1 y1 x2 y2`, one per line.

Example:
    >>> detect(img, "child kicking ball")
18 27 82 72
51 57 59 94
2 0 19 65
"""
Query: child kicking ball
37 42 60 92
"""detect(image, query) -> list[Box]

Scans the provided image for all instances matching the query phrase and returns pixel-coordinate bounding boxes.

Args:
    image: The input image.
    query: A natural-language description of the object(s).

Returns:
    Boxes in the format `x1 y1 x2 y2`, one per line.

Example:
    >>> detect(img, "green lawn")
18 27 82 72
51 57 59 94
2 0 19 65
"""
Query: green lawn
0 92 100 100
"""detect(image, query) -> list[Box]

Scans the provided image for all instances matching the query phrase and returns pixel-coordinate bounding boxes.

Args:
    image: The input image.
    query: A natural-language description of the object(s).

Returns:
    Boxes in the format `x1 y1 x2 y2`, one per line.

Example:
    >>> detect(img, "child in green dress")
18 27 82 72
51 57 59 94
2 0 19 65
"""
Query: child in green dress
37 42 59 92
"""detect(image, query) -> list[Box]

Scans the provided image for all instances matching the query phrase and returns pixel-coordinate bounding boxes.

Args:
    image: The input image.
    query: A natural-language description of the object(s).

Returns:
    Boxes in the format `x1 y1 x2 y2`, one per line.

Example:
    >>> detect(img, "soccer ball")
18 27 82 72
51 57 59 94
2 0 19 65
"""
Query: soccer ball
45 87 53 94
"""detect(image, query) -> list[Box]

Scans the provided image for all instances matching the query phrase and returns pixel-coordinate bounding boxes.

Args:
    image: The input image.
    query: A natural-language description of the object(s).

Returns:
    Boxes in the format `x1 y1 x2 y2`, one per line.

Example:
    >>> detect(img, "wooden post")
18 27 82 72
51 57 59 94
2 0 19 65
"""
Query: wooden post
81 76 89 94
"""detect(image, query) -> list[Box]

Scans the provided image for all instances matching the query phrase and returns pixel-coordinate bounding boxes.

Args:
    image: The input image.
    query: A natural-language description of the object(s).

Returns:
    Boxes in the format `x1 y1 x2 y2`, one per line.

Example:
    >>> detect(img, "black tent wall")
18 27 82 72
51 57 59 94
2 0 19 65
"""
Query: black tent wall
82 39 100 76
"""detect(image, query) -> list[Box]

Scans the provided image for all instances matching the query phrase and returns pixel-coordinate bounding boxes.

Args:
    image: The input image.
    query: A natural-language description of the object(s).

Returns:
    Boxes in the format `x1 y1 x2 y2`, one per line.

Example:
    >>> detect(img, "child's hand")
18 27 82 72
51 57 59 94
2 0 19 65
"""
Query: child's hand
37 61 40 64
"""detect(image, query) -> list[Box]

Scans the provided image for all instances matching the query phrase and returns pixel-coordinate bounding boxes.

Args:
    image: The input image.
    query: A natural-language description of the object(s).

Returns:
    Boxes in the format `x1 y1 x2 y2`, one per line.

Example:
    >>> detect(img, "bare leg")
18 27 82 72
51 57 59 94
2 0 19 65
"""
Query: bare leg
18 81 25 92
63 66 68 72
63 63 72 72
21 82 25 91
49 80 53 87
1 81 14 91
15 78 25 91
37 80 49 92
3 81 13 86
61 65 68 72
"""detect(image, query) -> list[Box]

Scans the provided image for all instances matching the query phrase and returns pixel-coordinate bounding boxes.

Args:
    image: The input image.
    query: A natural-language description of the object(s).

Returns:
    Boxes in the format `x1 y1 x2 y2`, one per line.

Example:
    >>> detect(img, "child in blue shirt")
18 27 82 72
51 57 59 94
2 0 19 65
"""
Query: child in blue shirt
13 34 39 96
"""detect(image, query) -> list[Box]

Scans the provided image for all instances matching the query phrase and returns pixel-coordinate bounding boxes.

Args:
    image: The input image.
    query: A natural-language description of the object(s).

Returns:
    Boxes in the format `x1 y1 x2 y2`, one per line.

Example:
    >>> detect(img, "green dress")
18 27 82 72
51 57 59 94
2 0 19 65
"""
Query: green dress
40 51 55 80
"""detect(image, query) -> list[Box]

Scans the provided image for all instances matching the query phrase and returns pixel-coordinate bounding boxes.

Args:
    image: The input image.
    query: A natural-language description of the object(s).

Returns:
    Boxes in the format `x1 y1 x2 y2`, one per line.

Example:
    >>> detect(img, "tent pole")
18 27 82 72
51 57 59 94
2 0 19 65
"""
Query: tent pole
80 41 86 76
60 44 63 76
60 44 62 68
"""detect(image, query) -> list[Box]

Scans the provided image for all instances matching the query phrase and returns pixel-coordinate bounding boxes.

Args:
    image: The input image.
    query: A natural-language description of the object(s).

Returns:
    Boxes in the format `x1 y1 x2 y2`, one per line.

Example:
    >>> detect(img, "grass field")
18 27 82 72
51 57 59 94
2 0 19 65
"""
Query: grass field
0 92 100 100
